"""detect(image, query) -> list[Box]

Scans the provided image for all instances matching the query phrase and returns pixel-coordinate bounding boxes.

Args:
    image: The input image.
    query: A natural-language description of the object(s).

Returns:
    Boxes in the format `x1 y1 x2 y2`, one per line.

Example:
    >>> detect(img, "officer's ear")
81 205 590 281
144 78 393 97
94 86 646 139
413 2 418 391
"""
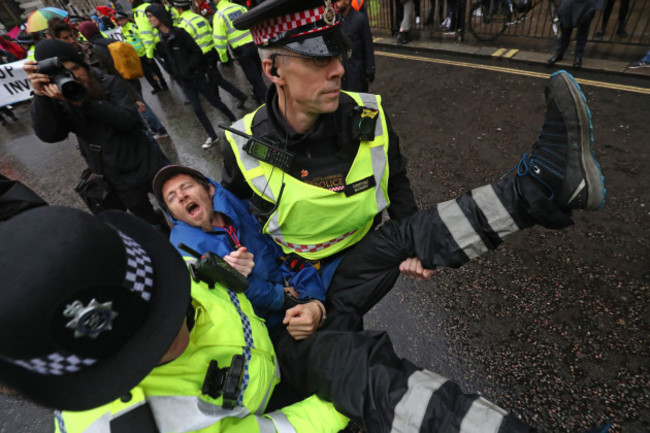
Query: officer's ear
262 55 285 86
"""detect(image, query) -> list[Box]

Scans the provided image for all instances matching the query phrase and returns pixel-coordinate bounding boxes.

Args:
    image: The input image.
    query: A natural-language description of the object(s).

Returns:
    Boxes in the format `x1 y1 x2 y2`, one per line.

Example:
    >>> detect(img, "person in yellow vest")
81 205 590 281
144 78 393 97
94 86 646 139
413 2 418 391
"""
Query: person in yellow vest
222 0 431 281
1 206 544 433
15 31 37 60
173 0 248 109
116 10 169 93
212 0 267 104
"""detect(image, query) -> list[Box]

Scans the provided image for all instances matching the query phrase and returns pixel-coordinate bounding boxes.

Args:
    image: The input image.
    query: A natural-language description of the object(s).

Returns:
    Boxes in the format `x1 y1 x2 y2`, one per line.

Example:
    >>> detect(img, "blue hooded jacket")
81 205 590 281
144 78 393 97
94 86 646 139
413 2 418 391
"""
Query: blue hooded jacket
168 178 326 326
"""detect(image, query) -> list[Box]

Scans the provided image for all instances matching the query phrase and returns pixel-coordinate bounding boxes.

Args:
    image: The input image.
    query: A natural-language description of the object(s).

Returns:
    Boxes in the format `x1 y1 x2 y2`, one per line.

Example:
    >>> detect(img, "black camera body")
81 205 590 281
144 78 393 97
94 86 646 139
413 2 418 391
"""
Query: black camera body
36 57 86 102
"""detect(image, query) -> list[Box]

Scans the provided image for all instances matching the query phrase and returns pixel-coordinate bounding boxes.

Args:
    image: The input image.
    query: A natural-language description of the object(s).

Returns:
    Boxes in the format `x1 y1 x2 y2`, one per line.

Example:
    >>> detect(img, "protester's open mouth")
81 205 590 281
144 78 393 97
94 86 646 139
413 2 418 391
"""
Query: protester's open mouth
186 202 199 217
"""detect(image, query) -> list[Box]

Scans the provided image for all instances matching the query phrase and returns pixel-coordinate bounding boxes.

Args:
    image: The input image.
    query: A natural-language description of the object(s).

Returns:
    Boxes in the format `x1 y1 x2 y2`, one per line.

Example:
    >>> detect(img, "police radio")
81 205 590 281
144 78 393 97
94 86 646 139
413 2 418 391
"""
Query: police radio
202 355 245 409
178 243 249 293
219 124 294 171
351 106 379 142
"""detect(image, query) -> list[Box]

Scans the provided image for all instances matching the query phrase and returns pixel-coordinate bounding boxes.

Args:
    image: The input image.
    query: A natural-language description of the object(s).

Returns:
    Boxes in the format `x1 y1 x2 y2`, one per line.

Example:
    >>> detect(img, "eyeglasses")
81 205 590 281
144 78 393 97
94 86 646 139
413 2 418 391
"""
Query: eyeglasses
274 52 348 67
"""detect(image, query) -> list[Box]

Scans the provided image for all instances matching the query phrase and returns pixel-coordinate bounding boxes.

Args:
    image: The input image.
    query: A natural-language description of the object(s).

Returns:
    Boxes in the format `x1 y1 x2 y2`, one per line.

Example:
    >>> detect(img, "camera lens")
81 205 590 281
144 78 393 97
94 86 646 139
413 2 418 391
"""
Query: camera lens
52 72 86 102
60 80 86 102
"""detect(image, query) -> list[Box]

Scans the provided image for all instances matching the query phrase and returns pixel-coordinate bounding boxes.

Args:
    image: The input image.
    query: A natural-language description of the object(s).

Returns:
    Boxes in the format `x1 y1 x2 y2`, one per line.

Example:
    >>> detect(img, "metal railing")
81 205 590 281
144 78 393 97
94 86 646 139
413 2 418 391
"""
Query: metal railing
368 0 650 47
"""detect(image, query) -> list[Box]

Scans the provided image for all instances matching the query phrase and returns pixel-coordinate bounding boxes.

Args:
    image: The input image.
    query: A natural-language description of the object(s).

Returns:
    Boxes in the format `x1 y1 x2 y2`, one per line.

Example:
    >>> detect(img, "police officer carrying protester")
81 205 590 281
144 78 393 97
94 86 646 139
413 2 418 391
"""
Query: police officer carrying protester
0 204 547 433
212 0 268 104
172 0 248 109
221 0 428 281
221 0 605 325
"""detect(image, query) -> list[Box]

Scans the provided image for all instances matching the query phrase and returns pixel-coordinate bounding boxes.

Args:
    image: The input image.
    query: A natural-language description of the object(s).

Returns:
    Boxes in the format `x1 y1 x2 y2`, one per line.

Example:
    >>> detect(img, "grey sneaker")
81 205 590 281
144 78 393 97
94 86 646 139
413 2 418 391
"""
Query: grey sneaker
511 70 605 210
628 60 650 69
202 136 218 149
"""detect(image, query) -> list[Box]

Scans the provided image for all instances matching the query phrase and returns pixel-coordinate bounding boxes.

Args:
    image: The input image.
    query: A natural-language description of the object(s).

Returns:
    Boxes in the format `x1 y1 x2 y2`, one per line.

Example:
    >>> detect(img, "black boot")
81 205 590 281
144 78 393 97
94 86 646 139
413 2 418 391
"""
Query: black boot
546 54 563 66
396 31 410 44
573 55 582 69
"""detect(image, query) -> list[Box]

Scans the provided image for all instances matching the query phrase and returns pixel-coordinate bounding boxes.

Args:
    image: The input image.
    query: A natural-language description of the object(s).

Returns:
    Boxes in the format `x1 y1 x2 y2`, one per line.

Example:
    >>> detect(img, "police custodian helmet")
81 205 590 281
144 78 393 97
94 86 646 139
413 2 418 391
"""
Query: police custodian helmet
233 0 352 58
0 207 191 410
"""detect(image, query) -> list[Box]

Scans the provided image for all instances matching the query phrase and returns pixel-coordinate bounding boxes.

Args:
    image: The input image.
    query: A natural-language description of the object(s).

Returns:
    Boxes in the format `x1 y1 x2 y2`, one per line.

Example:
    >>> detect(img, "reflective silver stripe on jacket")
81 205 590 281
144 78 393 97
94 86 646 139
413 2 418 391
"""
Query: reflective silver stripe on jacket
217 5 242 31
148 395 250 432
80 400 148 433
257 360 281 415
181 16 211 44
471 184 520 239
80 411 111 433
459 397 507 433
258 416 276 433
229 119 276 202
266 411 297 433
390 370 447 433
437 198 489 260
229 31 249 46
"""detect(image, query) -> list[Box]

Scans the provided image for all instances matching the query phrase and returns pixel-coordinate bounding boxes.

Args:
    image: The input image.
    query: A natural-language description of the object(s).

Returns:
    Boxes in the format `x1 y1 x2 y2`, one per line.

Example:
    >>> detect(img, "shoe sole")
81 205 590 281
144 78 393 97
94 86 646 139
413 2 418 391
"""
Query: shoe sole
548 70 606 210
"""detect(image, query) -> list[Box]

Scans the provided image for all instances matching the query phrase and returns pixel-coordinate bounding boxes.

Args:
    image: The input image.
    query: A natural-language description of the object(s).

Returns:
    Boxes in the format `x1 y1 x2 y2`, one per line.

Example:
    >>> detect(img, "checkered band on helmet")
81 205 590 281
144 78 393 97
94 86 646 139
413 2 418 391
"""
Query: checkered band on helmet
250 4 339 46
0 352 97 376
117 230 154 302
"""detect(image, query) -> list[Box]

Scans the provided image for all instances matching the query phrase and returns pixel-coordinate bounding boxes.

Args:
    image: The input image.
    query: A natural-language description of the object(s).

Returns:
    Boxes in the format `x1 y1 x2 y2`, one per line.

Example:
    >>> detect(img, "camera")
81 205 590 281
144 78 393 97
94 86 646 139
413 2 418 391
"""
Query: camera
36 57 86 102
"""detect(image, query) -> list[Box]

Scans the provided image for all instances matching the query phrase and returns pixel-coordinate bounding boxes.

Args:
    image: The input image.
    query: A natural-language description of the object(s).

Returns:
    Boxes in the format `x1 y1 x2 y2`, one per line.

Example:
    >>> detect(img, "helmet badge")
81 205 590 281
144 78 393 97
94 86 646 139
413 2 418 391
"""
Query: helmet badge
323 0 336 25
63 299 119 339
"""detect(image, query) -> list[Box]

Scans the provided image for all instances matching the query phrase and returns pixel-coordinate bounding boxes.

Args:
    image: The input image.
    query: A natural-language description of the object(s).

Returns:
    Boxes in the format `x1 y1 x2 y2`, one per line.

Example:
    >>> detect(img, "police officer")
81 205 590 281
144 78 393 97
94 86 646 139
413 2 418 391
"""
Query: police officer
212 0 267 104
116 10 169 94
221 0 431 280
128 0 179 78
221 0 605 304
15 31 37 60
0 206 344 433
172 0 248 108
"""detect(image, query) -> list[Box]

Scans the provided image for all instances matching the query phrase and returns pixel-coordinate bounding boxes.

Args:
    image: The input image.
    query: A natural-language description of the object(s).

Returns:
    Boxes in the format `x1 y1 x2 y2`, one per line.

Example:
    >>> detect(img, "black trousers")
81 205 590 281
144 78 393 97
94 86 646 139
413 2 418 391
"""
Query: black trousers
181 76 236 140
600 0 629 32
233 43 267 104
270 176 569 433
556 13 595 58
203 51 247 102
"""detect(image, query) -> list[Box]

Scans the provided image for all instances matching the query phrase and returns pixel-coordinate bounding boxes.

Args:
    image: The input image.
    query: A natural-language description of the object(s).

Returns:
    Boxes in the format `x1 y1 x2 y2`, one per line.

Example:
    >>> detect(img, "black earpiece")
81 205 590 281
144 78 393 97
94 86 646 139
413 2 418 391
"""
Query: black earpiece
270 54 279 77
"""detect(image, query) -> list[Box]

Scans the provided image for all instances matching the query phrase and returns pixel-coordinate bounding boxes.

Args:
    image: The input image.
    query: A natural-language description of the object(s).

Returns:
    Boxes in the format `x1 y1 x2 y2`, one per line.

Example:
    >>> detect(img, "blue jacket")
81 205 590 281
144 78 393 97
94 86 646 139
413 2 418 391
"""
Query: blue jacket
168 179 326 326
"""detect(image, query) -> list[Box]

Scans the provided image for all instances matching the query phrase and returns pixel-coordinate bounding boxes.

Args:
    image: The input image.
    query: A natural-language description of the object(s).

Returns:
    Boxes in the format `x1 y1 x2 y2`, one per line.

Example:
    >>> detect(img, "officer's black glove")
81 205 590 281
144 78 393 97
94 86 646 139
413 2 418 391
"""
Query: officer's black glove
365 73 375 83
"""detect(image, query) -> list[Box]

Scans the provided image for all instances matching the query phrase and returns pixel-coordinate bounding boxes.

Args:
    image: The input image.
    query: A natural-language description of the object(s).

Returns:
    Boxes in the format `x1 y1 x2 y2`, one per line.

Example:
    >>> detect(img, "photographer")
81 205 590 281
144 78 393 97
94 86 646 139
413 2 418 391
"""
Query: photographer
23 39 169 229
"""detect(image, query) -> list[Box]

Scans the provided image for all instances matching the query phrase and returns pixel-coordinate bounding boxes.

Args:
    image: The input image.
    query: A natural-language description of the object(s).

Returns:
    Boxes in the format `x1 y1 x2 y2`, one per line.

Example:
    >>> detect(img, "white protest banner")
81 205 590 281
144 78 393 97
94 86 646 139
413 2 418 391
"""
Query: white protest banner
0 30 126 107
0 60 31 107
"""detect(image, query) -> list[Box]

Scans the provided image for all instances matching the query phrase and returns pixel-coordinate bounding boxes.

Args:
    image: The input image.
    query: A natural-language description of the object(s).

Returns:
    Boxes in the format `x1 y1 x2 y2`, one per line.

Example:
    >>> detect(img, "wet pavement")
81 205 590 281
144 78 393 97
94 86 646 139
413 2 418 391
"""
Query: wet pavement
1 53 648 433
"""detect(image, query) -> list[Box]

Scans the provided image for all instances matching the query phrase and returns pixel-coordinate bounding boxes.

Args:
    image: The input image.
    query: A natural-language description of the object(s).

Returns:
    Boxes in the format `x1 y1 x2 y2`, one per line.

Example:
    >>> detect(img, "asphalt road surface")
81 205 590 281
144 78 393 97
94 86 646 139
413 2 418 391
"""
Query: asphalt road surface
0 51 648 433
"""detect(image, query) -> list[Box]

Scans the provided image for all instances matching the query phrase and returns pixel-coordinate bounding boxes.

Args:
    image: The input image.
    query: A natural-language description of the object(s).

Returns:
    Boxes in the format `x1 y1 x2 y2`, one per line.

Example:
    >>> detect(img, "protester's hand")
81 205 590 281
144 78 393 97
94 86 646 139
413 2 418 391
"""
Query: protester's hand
136 101 146 112
23 60 50 96
284 286 299 298
399 257 435 280
223 246 255 278
283 301 324 340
